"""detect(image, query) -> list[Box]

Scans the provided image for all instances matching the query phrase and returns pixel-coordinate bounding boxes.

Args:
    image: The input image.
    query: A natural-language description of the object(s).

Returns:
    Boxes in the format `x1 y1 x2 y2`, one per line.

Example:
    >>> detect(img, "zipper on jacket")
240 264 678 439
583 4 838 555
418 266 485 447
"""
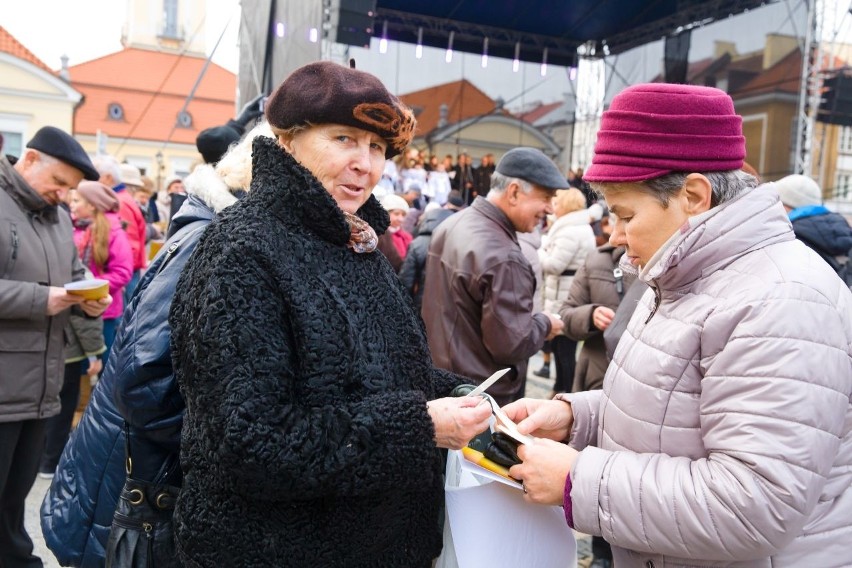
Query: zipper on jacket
645 283 662 323
3 225 18 278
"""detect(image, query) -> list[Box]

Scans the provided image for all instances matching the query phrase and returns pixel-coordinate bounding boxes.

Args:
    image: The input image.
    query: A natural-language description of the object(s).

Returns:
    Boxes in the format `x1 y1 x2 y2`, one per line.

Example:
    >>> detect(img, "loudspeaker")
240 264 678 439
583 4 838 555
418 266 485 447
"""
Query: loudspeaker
332 0 377 48
817 70 852 128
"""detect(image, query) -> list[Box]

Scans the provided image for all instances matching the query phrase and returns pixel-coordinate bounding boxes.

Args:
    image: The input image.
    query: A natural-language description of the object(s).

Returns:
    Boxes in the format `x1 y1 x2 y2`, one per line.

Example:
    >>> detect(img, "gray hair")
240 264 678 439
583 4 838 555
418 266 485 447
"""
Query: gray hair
589 169 758 208
91 155 121 182
489 171 533 196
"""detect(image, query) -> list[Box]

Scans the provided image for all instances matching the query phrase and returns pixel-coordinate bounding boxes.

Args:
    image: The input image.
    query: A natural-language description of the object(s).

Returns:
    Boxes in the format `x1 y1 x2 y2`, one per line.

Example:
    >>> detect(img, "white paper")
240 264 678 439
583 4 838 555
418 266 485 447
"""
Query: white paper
441 451 577 568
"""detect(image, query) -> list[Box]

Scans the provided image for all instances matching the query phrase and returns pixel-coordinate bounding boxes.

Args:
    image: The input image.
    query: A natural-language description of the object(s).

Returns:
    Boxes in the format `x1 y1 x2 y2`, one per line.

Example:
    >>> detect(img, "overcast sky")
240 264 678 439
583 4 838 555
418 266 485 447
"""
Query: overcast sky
4 0 850 110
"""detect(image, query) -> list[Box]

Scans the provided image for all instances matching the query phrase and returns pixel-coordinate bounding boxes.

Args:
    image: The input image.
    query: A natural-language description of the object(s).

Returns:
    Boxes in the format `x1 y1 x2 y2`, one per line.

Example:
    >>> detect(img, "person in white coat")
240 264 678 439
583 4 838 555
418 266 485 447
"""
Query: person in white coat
504 83 852 568
538 188 595 395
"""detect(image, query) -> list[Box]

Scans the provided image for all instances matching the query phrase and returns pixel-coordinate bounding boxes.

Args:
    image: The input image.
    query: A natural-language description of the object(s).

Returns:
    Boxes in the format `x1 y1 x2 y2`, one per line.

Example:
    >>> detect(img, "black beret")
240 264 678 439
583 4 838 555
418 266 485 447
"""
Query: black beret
26 126 98 181
495 147 567 191
196 121 243 165
264 61 415 158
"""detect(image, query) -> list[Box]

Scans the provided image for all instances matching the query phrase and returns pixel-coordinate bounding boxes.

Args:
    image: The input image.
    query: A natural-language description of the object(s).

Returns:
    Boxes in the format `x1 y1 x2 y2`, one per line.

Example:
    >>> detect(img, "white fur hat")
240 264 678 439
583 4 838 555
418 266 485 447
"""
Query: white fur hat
774 174 821 209
380 193 410 213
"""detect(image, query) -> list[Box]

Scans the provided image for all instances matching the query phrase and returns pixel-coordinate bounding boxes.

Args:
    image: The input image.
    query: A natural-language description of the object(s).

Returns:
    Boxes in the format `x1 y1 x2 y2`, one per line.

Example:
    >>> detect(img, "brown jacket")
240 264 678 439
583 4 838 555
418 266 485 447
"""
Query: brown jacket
559 244 635 392
422 197 551 404
0 157 86 422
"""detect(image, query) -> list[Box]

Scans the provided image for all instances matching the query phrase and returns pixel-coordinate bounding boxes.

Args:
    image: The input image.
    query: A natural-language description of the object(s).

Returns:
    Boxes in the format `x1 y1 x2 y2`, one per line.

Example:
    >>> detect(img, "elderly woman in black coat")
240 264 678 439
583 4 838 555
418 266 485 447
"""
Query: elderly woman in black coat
169 61 492 568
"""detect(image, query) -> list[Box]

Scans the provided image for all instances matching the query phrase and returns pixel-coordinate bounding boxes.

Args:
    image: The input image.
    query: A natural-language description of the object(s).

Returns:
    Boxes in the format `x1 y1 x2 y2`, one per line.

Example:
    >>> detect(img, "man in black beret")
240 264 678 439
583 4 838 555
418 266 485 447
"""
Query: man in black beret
421 147 566 405
196 93 267 165
0 126 110 567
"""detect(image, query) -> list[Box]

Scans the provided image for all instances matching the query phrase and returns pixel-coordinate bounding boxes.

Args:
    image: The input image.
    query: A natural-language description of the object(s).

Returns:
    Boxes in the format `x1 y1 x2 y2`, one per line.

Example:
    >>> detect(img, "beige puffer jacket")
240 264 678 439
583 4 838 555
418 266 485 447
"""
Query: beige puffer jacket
539 209 596 315
566 187 852 567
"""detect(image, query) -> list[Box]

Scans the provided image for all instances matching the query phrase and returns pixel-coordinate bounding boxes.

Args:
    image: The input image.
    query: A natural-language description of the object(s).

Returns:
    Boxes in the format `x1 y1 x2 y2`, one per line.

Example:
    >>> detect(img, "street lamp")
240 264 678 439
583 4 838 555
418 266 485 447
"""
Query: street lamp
155 151 164 194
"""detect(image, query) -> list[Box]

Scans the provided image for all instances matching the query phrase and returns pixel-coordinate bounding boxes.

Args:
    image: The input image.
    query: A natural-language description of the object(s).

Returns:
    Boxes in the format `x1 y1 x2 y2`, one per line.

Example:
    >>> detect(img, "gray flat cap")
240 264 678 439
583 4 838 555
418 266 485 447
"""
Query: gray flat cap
495 147 566 191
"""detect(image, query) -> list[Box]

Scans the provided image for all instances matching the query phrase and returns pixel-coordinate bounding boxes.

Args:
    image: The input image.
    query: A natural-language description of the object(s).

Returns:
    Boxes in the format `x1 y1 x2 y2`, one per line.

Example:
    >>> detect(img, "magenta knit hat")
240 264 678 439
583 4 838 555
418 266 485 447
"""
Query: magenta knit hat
584 83 745 183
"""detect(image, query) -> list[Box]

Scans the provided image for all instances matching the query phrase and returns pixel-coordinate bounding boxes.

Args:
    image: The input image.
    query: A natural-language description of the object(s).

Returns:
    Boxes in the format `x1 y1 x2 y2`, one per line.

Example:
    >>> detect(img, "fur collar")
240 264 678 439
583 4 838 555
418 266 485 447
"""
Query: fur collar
182 164 238 213
249 136 389 246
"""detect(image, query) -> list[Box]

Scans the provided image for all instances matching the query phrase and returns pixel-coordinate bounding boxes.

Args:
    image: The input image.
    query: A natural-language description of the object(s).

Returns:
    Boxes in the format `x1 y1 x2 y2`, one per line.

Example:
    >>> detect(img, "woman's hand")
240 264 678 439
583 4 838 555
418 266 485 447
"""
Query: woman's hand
592 306 615 331
86 358 103 377
501 397 574 441
427 396 493 449
510 439 579 505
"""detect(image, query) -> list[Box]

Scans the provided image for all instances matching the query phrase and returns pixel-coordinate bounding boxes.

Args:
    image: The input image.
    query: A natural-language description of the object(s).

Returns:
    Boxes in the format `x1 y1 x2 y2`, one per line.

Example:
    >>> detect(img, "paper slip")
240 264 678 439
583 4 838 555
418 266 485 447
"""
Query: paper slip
481 393 534 446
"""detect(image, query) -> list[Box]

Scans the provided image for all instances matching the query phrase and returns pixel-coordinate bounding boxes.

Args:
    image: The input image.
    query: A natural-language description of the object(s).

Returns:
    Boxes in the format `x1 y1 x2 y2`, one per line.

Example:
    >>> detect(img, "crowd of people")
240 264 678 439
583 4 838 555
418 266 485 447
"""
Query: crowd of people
0 61 851 568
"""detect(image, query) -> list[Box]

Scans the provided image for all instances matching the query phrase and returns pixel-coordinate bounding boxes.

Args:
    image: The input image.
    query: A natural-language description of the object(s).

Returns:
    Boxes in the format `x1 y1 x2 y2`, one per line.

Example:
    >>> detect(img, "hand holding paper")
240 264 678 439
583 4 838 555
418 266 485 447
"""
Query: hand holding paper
510 438 579 506
427 396 492 449
501 397 574 442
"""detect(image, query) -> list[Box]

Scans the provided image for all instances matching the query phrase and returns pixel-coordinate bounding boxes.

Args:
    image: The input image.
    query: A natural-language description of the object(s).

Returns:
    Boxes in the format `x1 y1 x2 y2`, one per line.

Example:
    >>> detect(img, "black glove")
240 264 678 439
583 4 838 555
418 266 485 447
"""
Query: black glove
483 432 521 468
233 93 267 128
450 384 478 397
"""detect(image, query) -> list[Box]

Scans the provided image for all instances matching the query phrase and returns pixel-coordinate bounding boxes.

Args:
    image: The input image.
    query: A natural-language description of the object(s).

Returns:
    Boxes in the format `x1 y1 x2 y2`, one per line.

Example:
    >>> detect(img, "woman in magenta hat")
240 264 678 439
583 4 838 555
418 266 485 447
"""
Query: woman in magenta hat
504 83 852 568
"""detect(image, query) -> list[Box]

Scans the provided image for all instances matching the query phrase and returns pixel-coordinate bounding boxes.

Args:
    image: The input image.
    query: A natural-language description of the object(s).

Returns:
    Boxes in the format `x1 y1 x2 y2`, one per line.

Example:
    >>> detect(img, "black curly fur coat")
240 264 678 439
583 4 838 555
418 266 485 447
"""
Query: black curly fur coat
169 136 467 567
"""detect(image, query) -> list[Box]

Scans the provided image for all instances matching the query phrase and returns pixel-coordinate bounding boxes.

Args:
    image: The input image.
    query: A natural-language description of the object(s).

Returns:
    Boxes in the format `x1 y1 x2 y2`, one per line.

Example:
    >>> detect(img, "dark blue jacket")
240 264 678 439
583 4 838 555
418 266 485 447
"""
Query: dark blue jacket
789 205 852 273
40 194 214 567
398 208 455 308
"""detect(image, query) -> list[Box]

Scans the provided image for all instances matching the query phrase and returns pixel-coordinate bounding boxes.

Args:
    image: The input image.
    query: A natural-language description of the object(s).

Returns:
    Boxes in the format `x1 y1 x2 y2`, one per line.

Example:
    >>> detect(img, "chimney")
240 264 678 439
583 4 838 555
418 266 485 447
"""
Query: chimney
438 103 449 128
59 54 70 81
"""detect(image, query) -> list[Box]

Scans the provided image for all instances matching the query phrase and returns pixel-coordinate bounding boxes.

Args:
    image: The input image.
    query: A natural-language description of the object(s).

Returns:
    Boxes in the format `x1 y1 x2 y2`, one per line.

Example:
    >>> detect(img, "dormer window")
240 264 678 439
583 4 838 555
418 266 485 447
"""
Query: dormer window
108 103 125 121
176 111 192 128
163 0 179 39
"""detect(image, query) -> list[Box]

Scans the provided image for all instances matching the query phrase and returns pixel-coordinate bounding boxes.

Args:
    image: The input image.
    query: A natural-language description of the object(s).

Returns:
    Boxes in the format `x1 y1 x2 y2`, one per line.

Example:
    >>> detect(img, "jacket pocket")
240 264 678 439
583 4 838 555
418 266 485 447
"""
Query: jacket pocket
0 328 47 352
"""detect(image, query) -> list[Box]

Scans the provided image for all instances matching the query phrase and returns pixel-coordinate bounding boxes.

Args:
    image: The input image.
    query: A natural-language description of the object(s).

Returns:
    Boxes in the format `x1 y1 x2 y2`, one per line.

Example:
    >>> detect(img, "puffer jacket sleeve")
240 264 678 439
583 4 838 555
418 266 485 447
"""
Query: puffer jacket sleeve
559 390 601 450
570 287 852 561
111 221 208 453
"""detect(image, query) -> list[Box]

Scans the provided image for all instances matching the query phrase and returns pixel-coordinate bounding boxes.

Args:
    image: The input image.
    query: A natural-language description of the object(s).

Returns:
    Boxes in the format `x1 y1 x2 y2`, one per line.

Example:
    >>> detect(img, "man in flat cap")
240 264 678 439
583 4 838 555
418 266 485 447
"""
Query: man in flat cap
0 126 111 566
422 147 566 405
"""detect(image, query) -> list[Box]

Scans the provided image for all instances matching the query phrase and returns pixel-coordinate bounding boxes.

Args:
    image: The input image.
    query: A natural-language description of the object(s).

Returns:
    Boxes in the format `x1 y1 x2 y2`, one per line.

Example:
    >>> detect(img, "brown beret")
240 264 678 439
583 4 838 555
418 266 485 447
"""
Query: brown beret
264 61 415 158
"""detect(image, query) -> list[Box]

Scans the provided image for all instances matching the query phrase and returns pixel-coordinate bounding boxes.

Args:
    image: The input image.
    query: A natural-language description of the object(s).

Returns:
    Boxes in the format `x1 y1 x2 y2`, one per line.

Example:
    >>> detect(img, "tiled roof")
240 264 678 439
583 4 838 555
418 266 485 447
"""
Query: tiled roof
69 48 236 145
518 101 563 124
730 49 801 98
0 25 55 74
400 79 497 135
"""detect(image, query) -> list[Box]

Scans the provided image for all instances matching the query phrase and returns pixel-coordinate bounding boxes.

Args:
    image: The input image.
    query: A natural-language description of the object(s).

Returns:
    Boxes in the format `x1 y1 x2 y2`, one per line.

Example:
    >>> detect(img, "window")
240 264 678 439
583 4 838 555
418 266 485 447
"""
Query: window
108 103 125 121
0 115 27 159
0 131 22 158
163 0 179 38
176 111 192 128
839 126 852 154
836 172 852 200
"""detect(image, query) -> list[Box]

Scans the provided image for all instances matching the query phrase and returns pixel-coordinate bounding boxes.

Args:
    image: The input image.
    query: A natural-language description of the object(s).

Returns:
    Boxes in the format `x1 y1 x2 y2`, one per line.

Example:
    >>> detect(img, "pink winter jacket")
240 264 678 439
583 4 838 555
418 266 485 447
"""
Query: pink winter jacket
73 212 133 320
565 187 852 567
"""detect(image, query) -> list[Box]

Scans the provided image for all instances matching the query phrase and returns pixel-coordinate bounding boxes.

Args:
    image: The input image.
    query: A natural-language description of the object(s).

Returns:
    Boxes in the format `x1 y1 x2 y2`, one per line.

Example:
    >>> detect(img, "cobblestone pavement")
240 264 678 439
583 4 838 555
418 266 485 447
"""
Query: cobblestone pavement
25 350 590 567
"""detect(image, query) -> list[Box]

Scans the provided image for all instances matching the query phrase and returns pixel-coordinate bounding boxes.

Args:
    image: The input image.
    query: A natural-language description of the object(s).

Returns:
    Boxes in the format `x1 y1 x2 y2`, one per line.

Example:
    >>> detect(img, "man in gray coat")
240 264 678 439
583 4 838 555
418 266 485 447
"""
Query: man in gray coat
0 126 111 567
422 147 565 405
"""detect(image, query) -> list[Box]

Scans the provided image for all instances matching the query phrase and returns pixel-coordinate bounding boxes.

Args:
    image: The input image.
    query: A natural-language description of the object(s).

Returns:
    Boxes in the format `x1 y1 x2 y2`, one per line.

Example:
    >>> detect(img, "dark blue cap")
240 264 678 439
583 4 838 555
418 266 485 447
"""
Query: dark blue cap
26 126 99 181
496 147 566 191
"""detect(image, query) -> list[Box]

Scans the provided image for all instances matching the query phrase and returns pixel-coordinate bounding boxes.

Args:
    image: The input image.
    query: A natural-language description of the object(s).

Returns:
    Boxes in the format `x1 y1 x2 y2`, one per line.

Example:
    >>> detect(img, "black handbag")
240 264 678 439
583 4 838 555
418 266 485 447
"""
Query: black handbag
105 423 182 568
